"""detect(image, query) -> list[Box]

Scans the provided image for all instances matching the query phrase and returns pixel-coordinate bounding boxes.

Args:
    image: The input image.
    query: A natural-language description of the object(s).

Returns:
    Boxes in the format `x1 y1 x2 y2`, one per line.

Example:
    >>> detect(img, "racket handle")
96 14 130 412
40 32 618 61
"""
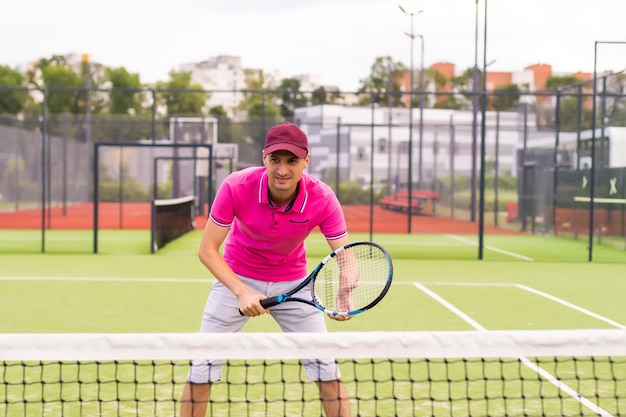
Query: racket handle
260 297 280 308
238 297 281 316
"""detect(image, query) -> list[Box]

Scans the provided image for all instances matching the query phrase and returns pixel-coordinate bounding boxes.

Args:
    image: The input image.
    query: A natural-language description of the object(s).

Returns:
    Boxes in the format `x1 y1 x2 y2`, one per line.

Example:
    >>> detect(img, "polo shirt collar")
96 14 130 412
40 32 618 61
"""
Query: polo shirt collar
258 172 308 213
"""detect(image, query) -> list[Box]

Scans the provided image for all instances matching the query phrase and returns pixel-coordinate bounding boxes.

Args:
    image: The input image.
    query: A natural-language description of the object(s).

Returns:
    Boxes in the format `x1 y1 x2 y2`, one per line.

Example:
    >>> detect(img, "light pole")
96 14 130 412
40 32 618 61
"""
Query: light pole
477 0 488 259
399 5 423 233
588 40 626 262
417 34 425 190
471 0 479 223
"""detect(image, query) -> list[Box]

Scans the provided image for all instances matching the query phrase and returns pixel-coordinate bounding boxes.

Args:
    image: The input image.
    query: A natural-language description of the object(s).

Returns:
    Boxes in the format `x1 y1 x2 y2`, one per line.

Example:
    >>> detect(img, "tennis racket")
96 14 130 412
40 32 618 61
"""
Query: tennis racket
241 241 393 317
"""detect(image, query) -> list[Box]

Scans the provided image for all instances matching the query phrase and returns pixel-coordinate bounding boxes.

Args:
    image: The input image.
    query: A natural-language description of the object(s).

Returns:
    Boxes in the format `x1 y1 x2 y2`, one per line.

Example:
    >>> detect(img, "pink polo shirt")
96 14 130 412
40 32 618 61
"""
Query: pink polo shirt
209 167 347 282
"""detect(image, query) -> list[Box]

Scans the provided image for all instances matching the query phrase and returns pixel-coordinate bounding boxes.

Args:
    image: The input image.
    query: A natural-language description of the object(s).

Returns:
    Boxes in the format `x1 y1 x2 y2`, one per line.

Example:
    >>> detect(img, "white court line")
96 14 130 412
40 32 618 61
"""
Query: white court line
516 284 626 329
413 282 487 331
413 282 614 417
444 234 534 261
0 276 212 283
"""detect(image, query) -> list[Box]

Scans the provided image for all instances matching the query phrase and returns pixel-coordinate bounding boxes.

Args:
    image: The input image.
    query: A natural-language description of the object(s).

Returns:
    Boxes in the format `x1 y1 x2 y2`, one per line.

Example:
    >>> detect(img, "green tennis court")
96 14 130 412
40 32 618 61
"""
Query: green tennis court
2 230 625 332
1 230 625 416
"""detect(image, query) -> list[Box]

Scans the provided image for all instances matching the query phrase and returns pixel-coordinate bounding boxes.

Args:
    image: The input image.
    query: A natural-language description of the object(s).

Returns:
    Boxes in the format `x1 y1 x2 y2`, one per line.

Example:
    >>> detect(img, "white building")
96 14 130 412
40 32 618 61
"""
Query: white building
295 105 534 189
180 56 248 117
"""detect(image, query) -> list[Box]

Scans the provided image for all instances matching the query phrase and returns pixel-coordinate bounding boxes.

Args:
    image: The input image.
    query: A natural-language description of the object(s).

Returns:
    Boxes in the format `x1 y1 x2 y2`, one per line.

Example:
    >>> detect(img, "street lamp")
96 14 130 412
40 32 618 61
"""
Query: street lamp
399 5 423 233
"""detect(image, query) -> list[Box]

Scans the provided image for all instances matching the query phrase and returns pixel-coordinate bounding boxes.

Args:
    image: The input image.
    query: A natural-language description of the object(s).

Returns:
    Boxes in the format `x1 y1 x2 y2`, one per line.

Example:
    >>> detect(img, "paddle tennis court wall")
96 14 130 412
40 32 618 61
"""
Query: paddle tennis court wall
92 142 213 253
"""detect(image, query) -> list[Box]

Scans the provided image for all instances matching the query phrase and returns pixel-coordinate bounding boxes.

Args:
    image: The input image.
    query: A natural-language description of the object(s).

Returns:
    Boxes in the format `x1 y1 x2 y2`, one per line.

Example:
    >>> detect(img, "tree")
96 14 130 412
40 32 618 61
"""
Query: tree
209 105 227 118
545 75 581 90
449 67 474 110
602 72 626 127
357 56 406 106
157 70 207 116
275 78 307 117
40 65 84 113
491 84 521 111
106 66 142 115
0 65 27 114
238 69 280 118
545 75 588 131
310 86 343 105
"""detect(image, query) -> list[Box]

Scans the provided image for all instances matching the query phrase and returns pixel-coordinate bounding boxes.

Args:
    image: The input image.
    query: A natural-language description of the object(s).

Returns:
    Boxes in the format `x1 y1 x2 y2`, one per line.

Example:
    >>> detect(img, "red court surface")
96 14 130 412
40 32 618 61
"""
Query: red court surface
0 203 520 235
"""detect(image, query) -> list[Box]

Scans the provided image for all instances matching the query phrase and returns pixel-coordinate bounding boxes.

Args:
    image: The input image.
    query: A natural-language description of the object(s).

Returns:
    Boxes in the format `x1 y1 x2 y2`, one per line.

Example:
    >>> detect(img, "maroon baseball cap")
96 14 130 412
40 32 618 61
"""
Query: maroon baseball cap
263 123 309 159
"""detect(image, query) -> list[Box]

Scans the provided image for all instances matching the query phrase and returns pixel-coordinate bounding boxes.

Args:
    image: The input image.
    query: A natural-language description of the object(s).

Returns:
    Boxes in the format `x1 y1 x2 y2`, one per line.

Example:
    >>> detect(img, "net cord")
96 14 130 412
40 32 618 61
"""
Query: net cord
1 329 625 361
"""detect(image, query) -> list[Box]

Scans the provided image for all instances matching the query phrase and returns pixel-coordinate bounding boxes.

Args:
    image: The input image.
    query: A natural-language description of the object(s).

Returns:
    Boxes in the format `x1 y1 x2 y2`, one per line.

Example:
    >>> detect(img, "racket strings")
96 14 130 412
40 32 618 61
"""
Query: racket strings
314 244 390 313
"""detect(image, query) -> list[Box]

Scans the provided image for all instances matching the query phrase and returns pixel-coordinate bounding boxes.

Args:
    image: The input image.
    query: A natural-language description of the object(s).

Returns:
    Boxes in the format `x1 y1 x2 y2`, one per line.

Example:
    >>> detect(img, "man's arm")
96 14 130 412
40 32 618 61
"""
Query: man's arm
198 221 267 316
325 234 354 321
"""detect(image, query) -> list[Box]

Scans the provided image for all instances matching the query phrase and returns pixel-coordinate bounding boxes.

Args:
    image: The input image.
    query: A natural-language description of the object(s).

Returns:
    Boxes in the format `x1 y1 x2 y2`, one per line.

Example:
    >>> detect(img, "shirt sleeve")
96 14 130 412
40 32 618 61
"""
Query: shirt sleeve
318 189 348 240
209 177 235 227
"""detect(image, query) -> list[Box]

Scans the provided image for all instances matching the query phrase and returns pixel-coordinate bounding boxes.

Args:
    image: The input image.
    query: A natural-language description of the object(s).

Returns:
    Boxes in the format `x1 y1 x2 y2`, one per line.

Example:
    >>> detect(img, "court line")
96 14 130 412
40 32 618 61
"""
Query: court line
413 282 614 417
516 284 626 329
444 234 534 261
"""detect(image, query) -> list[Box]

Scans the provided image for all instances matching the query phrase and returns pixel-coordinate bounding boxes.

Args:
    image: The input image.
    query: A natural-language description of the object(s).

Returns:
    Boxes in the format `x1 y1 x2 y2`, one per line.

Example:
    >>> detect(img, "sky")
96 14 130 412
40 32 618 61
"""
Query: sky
2 0 625 91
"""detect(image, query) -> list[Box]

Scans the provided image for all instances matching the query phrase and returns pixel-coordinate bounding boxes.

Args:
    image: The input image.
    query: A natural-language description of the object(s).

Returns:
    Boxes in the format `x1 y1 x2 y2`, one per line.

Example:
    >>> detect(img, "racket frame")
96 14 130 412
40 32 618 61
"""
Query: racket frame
260 241 393 316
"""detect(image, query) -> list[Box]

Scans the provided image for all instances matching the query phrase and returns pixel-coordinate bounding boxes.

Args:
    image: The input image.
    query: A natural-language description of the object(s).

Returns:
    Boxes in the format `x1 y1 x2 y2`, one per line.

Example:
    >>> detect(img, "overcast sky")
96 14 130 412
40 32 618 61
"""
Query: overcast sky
3 0 625 91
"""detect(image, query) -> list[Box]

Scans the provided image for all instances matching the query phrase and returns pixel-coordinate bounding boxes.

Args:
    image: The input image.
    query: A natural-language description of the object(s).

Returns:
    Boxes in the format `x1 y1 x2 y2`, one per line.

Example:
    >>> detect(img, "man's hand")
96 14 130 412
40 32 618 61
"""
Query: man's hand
238 291 268 317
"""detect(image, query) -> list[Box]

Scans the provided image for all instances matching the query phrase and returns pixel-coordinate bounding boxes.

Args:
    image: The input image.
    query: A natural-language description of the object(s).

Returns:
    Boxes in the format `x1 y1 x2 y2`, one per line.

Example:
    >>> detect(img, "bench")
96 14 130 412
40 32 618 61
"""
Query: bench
379 189 439 215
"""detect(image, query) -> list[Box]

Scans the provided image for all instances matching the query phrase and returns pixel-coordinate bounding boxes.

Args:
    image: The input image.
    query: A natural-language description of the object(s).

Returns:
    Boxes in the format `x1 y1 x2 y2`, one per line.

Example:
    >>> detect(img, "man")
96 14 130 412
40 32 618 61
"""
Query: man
181 122 352 417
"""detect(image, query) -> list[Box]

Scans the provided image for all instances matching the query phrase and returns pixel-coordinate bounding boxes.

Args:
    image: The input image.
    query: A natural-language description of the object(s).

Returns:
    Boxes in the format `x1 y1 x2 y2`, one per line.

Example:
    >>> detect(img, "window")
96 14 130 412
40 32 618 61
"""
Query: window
378 138 387 153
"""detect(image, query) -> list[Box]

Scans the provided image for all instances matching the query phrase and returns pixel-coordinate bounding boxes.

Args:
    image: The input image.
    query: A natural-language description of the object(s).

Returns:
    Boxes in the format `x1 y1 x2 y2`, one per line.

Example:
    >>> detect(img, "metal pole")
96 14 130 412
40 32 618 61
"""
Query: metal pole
588 41 598 262
494 110 500 227
336 118 341 199
387 60 394 196
370 94 376 241
471 0 479 223
40 89 47 253
151 89 157 143
418 34 425 189
588 40 626 261
478 0 488 259
449 114 455 219
399 6 423 233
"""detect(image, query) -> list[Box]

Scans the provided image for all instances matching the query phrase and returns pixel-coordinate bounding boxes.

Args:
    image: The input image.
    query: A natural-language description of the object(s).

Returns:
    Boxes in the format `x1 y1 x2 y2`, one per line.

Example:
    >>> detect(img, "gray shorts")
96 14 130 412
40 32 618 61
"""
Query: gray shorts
187 275 341 383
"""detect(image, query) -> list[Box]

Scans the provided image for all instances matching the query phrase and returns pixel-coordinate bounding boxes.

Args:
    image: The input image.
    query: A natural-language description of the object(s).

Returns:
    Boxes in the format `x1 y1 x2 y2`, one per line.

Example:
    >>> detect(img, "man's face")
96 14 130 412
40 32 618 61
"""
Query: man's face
263 150 310 194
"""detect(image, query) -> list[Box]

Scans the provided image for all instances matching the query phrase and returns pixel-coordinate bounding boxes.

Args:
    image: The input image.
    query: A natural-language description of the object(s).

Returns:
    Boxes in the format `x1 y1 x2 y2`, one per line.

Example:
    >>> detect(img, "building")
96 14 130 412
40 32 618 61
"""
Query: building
397 61 594 110
295 104 531 191
179 55 248 117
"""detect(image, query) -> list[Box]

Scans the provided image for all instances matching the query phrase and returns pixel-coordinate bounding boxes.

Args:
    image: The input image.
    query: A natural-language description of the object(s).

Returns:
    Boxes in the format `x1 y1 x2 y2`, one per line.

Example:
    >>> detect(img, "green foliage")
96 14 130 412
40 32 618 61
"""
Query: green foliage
0 65 27 114
275 78 307 117
209 105 227 118
358 56 406 106
435 172 518 212
558 96 593 131
2 156 39 201
491 84 521 111
545 75 581 89
158 70 207 116
98 179 149 202
337 182 385 205
106 67 142 115
310 86 343 105
41 66 85 113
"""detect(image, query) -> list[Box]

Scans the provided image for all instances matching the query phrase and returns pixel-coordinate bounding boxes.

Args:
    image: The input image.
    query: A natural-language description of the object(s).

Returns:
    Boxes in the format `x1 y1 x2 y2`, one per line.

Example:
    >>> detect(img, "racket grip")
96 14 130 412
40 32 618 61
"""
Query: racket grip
260 296 280 308
238 297 281 316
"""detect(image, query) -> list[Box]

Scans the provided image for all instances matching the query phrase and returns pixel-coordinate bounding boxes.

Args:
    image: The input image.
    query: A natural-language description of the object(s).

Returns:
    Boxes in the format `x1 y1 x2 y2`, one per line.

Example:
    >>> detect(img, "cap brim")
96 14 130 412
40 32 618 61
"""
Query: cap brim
264 143 308 159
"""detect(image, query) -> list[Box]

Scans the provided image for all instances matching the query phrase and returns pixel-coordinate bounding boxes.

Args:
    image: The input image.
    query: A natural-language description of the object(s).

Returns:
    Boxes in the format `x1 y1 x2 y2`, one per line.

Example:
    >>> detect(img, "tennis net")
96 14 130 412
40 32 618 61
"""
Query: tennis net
1 330 625 416
151 195 196 252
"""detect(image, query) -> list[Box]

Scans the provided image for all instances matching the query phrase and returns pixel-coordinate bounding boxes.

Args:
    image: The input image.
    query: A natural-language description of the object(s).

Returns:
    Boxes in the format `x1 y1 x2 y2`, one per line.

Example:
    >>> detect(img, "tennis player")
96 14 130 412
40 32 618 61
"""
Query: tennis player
181 122 352 417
